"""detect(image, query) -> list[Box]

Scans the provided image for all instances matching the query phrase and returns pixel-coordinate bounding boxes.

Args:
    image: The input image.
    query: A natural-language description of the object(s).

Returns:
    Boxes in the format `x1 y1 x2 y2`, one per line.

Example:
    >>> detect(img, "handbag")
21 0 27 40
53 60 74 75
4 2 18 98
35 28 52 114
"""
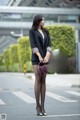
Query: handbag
38 62 48 75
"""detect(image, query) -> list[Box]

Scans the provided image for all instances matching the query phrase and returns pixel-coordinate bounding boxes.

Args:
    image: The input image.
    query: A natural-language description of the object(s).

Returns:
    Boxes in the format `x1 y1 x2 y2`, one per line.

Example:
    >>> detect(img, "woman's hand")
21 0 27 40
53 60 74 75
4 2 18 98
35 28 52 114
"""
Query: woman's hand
39 56 44 63
43 51 51 63
43 56 49 63
35 51 43 63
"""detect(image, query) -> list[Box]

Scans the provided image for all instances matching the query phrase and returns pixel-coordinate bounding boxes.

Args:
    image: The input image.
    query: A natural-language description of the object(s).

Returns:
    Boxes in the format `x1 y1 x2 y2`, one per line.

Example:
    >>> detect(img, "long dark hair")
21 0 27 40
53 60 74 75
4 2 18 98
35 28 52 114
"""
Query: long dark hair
32 14 44 30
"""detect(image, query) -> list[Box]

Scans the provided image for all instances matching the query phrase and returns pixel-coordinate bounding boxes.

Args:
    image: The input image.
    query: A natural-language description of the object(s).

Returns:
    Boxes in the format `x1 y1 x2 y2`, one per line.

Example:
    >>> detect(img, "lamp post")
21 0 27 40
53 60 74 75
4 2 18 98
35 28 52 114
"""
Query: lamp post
10 29 23 37
76 30 80 73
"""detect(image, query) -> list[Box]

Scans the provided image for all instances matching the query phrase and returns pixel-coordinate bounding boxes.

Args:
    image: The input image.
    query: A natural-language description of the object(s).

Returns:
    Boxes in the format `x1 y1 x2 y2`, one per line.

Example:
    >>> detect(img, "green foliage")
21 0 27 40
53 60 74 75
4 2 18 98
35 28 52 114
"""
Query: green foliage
4 49 10 66
46 25 76 56
26 61 33 72
0 63 19 72
9 63 19 72
0 65 7 72
18 36 31 66
0 54 3 65
9 44 19 65
0 62 33 72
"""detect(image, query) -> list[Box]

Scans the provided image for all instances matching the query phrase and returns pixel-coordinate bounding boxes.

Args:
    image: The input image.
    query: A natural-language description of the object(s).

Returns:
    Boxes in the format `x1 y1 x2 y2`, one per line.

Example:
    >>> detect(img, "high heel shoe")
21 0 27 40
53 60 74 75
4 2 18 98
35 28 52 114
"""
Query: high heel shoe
36 106 42 116
42 112 47 116
41 107 47 116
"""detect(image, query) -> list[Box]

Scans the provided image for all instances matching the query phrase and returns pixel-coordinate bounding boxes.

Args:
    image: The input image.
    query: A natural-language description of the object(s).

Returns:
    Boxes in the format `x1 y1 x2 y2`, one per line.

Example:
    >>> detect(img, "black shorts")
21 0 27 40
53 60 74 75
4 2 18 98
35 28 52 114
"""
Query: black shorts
32 61 39 65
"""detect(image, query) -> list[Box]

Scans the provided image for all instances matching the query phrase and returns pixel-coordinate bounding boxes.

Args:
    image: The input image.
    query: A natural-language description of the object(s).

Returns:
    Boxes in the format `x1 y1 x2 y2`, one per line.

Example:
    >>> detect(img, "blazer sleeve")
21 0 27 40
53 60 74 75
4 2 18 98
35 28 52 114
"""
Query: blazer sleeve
29 29 39 54
46 32 52 53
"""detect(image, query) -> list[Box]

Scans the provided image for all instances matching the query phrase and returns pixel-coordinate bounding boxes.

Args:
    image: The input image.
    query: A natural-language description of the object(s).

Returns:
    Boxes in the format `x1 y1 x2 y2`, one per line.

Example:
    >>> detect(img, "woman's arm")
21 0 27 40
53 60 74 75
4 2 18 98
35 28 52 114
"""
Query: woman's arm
43 51 51 63
43 31 52 63
36 51 43 62
29 29 43 62
29 29 39 53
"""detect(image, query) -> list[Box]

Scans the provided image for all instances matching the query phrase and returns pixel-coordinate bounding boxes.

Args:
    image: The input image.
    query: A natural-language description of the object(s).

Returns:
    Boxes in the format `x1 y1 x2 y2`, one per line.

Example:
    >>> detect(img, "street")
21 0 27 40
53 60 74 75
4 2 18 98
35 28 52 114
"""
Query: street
0 73 80 120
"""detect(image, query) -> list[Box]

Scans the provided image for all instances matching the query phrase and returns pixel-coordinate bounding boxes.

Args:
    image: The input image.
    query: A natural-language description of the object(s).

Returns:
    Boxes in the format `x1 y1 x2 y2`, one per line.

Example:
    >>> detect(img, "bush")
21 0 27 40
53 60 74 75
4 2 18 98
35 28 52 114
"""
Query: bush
46 25 76 73
9 44 19 65
0 54 3 65
26 61 33 72
9 63 19 72
18 36 31 68
0 63 19 72
46 25 76 57
4 49 10 71
0 65 7 72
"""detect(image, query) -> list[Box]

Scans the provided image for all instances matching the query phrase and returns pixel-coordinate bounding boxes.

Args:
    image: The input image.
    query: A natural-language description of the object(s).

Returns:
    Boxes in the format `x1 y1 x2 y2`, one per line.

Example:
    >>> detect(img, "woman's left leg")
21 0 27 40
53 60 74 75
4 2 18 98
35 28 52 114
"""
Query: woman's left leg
41 73 47 115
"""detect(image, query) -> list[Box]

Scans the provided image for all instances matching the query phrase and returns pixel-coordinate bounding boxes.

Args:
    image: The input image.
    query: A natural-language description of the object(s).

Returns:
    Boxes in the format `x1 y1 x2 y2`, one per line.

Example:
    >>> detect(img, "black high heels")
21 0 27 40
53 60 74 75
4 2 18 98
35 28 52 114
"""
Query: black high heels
41 107 47 116
36 106 42 116
42 112 47 116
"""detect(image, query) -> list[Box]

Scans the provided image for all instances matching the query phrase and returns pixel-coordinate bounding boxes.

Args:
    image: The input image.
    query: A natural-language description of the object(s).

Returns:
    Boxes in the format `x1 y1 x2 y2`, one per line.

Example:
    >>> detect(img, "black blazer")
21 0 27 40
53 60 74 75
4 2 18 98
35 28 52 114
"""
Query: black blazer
29 28 51 65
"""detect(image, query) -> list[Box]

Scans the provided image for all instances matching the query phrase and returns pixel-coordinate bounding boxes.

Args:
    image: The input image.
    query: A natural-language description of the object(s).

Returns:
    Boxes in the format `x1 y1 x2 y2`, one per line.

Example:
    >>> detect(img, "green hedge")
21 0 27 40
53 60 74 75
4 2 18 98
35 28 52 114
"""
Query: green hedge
18 36 31 69
0 61 33 72
0 54 3 65
4 49 10 71
0 65 7 72
46 25 76 56
9 44 19 65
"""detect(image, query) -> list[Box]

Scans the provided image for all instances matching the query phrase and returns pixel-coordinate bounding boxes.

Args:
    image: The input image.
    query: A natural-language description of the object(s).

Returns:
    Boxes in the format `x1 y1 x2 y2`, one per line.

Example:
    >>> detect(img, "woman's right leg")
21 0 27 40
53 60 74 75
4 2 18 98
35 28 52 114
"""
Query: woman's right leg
33 65 42 115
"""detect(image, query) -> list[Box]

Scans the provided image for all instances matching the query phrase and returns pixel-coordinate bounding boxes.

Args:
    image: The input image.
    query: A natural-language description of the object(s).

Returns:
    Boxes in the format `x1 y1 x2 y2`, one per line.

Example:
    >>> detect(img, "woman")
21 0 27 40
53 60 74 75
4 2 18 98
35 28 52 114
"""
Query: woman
29 14 52 116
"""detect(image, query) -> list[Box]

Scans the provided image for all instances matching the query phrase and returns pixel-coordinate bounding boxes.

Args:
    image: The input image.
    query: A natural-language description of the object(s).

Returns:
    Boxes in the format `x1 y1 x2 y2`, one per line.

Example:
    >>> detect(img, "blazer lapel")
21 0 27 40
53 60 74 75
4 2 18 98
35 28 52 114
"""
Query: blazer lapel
36 29 47 46
42 29 47 45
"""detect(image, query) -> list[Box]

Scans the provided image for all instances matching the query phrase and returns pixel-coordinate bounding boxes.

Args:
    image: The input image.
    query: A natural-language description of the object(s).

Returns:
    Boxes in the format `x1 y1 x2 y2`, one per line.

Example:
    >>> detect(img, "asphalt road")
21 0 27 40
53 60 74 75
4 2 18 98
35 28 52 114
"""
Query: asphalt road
0 73 80 120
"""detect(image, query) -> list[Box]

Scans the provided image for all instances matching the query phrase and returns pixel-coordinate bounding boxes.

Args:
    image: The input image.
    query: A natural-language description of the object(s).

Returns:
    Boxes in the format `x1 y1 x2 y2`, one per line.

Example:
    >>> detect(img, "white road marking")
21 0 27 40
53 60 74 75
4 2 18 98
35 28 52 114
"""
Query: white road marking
66 91 80 96
0 99 5 105
42 113 80 118
12 91 35 104
46 91 77 102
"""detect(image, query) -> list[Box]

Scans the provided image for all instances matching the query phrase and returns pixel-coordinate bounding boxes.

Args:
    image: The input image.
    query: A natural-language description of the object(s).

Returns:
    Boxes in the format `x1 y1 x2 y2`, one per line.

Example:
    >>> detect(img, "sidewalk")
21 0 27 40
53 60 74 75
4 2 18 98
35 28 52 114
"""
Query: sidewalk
26 73 80 87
